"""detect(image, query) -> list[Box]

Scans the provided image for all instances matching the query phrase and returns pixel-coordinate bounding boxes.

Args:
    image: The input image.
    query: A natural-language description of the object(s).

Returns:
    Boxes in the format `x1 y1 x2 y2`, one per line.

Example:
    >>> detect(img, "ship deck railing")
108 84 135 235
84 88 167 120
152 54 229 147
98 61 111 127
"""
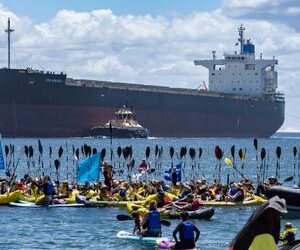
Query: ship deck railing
66 78 284 103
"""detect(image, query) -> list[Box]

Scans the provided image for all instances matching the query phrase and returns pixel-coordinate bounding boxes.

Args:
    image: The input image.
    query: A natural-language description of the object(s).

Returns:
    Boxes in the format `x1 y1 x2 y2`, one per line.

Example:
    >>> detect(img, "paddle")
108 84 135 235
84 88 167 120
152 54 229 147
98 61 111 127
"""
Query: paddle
54 159 60 182
293 146 297 186
215 146 223 183
101 148 106 161
253 138 259 183
260 148 266 182
116 214 171 227
275 146 281 180
38 139 44 177
170 146 174 168
109 121 113 162
4 145 9 169
49 146 53 179
224 157 245 179
281 176 293 185
145 146 150 161
158 146 163 171
29 145 34 177
238 148 245 177
24 145 30 174
155 144 159 169
198 147 202 171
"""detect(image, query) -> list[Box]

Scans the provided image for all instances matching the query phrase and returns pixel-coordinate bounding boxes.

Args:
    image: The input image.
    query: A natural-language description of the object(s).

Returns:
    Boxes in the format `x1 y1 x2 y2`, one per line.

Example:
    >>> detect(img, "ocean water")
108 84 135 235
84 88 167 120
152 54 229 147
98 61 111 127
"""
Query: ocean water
1 133 300 249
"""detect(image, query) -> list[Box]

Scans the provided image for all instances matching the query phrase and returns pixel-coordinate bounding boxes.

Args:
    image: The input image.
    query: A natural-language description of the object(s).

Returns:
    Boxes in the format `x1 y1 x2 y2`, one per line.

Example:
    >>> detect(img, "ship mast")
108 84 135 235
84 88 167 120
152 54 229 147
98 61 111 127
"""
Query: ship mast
5 18 14 69
238 24 245 55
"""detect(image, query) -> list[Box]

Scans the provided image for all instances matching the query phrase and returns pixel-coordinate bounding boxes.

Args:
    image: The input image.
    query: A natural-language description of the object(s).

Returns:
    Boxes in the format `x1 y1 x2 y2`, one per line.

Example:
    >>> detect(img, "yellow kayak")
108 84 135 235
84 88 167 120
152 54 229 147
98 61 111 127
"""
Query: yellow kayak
0 190 24 205
202 196 266 207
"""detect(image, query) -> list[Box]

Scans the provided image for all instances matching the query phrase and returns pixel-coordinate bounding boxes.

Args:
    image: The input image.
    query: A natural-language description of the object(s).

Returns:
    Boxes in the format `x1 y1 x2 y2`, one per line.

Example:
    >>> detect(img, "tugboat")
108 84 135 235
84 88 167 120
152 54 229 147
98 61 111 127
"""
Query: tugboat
90 106 149 138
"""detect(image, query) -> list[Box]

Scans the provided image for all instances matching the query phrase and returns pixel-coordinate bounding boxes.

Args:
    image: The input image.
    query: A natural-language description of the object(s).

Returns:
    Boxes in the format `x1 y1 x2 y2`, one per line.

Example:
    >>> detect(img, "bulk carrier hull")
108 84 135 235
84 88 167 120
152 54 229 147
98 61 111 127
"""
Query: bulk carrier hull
0 69 284 138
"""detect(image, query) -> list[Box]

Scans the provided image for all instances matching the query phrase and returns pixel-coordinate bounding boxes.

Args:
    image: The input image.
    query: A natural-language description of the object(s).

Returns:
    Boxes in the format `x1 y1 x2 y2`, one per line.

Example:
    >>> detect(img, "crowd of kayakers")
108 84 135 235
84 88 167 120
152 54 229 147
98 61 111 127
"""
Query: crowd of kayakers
0 159 299 249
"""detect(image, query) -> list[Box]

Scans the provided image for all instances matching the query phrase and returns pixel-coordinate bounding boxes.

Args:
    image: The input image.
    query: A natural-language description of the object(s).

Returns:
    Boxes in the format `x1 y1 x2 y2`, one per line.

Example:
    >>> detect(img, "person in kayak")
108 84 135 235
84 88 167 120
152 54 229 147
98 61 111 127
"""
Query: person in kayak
137 160 148 173
142 201 162 237
172 194 201 211
157 189 172 208
226 182 244 202
173 211 200 249
279 222 298 245
102 162 113 190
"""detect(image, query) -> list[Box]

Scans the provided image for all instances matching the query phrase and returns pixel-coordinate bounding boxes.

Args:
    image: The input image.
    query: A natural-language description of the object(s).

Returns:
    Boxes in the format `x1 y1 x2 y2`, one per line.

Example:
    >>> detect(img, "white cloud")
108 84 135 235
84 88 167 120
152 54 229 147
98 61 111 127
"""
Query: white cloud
0 3 299 130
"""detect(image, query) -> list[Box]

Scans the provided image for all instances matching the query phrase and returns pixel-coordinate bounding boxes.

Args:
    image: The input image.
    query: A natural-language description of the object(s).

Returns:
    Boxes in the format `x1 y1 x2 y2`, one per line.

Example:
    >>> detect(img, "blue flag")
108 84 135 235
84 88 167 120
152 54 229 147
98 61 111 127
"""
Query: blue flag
0 135 5 170
76 153 100 182
175 164 182 182
163 164 182 182
163 169 172 181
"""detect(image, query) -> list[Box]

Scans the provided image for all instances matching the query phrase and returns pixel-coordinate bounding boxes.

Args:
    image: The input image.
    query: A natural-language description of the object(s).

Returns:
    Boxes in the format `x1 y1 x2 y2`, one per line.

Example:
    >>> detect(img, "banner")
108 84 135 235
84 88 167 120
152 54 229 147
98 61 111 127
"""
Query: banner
76 153 100 182
0 134 5 170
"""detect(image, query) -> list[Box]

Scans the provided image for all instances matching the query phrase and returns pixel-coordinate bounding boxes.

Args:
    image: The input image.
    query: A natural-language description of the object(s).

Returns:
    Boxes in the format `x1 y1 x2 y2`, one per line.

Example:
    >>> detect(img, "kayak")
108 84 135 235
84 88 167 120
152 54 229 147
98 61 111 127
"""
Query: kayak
278 239 300 250
117 230 168 243
160 208 214 220
125 202 214 220
201 196 266 207
264 185 300 211
9 202 85 208
156 239 196 250
76 195 143 208
0 190 24 205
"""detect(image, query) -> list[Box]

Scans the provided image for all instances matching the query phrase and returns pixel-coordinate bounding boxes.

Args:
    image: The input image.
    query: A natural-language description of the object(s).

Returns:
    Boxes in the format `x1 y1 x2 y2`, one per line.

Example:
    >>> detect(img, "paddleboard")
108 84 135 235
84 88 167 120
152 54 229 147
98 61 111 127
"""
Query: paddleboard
117 230 168 243
9 202 85 208
156 239 197 250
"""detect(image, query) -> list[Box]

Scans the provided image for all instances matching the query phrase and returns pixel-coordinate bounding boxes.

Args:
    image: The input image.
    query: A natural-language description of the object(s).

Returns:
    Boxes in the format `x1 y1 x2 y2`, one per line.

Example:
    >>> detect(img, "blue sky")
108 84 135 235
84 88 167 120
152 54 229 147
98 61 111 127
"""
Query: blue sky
0 0 221 23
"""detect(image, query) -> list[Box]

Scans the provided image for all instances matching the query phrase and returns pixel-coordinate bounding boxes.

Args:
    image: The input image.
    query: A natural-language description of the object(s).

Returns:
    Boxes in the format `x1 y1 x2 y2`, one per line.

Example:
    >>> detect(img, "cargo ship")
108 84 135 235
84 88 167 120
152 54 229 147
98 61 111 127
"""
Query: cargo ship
0 20 284 138
90 105 149 138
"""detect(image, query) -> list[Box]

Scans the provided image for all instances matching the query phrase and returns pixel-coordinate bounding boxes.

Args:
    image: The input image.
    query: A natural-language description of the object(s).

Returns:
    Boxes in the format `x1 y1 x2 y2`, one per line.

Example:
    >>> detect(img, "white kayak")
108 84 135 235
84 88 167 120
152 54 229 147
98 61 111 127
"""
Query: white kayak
9 202 85 208
117 231 168 243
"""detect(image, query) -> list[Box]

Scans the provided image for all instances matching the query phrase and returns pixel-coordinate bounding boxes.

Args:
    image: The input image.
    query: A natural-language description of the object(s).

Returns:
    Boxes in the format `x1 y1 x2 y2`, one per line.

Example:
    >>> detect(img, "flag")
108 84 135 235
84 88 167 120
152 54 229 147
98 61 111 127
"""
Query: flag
0 134 5 170
163 164 182 182
163 169 172 181
76 153 100 182
175 164 182 182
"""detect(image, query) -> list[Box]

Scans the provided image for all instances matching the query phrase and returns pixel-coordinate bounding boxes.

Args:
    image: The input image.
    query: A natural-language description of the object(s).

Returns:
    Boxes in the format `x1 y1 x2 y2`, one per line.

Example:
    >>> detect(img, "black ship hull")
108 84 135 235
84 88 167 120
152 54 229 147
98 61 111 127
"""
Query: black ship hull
0 68 285 138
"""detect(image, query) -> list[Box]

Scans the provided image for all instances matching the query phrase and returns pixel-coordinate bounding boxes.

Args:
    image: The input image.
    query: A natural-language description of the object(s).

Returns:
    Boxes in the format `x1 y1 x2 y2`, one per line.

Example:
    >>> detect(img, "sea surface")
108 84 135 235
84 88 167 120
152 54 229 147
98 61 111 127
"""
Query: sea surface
1 132 300 249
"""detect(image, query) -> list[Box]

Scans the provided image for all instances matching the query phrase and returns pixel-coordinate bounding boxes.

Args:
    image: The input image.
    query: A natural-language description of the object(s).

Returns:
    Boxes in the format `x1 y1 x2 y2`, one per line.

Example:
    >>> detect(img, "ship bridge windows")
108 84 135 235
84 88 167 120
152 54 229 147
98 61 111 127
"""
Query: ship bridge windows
213 64 225 70
245 64 256 70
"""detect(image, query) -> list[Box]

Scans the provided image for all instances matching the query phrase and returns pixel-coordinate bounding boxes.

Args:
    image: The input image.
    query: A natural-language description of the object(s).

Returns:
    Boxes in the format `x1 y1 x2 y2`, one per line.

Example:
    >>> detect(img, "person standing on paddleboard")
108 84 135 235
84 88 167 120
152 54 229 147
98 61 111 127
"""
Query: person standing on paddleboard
142 201 162 237
172 211 200 249
38 175 55 205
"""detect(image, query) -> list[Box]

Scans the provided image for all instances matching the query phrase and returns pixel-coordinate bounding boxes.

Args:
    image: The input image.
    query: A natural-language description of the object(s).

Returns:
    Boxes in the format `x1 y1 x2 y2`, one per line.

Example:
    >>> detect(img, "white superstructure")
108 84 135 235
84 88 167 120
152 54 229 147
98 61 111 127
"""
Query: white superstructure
194 25 278 97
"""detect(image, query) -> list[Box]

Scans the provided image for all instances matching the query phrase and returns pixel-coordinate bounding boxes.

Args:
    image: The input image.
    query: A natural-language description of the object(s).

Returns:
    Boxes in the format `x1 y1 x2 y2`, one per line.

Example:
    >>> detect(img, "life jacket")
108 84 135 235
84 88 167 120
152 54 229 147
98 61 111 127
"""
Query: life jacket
228 187 238 196
192 199 200 211
43 181 54 195
30 187 38 197
148 210 161 230
183 221 194 240
280 228 298 245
